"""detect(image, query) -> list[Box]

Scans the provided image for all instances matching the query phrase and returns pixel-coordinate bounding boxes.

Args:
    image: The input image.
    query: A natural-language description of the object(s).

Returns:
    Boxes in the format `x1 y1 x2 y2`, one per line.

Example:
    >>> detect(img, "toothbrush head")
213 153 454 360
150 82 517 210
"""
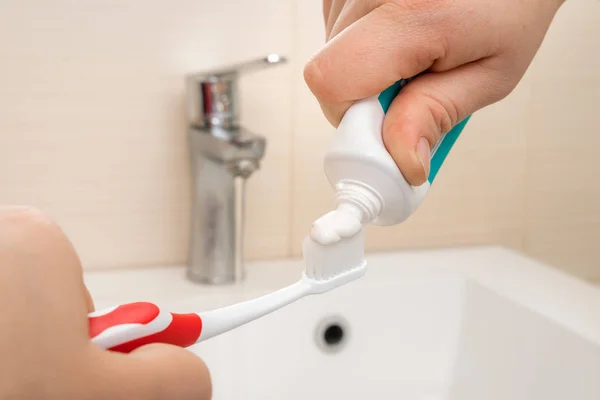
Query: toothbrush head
301 228 367 294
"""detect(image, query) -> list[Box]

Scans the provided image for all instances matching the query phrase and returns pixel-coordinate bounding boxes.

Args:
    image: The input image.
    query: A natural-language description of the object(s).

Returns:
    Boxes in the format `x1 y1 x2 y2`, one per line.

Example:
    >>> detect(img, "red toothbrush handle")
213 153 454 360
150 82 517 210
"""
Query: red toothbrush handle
88 302 203 353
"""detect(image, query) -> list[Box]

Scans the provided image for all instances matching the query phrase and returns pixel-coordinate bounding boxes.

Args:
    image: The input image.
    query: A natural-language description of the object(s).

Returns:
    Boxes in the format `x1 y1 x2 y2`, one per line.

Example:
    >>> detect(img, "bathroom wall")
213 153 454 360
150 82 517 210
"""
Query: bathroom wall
0 0 599 281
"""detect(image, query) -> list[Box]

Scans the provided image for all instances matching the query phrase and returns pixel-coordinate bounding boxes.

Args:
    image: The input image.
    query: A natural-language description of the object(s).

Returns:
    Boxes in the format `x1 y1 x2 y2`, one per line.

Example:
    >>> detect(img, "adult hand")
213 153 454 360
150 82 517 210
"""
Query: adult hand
0 206 211 399
304 0 564 185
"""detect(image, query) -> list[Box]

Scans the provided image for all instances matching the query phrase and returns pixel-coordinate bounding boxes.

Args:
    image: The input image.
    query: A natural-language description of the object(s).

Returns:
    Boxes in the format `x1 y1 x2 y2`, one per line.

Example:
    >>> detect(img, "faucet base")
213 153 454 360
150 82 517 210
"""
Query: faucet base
186 269 245 285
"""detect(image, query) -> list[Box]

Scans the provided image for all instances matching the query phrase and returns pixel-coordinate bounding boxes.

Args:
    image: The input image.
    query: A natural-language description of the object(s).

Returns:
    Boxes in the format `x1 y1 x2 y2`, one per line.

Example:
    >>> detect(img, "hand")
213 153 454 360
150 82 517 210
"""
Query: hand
304 0 565 185
0 206 211 399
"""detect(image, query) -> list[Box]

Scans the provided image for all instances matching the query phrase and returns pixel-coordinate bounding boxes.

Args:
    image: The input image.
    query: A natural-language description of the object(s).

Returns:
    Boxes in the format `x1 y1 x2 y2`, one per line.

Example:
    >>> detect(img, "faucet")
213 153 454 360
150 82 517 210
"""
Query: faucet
185 54 287 284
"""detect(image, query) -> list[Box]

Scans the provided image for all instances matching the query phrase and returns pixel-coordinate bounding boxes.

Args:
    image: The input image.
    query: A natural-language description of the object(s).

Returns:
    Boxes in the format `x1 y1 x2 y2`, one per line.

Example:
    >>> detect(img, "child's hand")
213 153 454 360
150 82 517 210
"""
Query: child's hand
304 0 565 185
0 206 212 399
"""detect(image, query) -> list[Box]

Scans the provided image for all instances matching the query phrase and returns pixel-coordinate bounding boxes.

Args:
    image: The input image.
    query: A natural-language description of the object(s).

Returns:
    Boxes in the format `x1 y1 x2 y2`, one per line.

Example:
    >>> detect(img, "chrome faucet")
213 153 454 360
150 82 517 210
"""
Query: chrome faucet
186 54 287 284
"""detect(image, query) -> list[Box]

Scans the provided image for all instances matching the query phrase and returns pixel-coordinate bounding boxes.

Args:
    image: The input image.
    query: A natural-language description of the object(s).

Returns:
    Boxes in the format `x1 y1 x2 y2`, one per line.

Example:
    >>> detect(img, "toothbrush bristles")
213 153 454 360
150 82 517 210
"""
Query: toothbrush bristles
303 229 365 280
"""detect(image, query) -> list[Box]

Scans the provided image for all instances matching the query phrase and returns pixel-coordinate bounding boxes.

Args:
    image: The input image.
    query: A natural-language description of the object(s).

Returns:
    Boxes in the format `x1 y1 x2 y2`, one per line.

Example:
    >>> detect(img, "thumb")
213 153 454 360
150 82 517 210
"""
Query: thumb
92 343 212 400
383 59 512 186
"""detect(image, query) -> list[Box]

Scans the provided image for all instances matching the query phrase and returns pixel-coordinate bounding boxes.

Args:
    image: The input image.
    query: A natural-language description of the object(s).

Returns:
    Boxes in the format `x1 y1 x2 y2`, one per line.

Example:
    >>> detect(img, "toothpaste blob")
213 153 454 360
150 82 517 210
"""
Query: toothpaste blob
310 208 363 246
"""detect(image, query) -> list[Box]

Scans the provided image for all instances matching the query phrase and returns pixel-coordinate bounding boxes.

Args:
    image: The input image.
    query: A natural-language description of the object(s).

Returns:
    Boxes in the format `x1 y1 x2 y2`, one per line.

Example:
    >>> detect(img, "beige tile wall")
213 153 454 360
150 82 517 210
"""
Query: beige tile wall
0 0 599 280
524 0 600 279
0 0 294 267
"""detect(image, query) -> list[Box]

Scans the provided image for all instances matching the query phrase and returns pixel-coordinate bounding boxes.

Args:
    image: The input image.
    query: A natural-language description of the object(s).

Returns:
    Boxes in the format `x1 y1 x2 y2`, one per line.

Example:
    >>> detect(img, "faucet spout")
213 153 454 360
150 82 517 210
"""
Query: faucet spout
187 126 264 284
188 154 246 284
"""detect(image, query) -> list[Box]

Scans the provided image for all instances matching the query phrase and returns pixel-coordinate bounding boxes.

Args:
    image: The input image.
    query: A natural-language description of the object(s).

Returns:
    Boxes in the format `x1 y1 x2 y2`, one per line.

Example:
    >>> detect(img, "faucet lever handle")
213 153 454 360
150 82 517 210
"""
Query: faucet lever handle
187 54 287 129
189 54 287 81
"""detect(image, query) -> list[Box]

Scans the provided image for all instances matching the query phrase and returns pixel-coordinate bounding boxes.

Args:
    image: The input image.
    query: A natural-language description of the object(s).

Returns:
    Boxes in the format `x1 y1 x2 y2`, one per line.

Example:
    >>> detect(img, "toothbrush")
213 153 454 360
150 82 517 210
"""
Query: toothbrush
89 230 366 353
89 78 470 353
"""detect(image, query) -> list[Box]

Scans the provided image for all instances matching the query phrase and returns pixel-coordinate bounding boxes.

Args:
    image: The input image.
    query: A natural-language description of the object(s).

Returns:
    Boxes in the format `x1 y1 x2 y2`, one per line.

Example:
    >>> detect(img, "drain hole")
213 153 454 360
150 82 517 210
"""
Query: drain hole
323 324 344 346
315 316 349 353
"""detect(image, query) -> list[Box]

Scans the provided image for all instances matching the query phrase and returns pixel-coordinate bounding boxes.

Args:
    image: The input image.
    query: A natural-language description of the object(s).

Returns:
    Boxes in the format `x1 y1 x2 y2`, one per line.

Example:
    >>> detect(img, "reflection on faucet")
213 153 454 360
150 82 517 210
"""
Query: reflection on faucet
186 55 287 284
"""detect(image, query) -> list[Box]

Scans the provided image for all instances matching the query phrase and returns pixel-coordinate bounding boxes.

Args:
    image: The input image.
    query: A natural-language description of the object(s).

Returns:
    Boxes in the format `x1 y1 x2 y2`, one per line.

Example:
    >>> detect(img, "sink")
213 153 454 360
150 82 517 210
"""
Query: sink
84 246 600 400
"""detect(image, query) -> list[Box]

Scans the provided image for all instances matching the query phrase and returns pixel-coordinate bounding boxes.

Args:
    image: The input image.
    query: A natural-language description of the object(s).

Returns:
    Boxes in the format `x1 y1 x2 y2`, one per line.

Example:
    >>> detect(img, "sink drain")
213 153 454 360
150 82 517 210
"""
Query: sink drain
315 315 349 353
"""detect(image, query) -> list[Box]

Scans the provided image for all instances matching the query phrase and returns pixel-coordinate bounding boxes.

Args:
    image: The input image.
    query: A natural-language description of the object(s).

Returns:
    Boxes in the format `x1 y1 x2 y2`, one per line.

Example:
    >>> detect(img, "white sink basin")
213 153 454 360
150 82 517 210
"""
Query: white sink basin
85 246 600 400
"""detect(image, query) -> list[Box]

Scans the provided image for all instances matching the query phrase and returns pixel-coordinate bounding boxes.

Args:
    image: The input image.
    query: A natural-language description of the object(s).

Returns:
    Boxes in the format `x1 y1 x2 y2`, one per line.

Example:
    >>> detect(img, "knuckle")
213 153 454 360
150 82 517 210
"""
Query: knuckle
0 206 64 247
411 87 458 137
0 206 80 278
304 56 347 127
303 58 327 96
303 58 321 92
0 206 55 228
303 56 341 103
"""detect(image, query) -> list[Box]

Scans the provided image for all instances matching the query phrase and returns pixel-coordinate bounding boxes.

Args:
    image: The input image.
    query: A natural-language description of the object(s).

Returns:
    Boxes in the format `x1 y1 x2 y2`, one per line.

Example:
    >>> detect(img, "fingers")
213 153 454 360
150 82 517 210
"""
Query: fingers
382 58 514 185
305 1 503 128
327 0 375 40
95 344 212 400
323 0 333 26
325 0 346 39
305 2 447 126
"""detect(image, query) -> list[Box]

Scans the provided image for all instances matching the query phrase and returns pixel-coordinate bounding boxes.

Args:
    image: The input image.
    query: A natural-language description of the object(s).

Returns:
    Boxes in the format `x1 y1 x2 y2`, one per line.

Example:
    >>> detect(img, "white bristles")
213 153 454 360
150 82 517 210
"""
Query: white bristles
302 228 366 280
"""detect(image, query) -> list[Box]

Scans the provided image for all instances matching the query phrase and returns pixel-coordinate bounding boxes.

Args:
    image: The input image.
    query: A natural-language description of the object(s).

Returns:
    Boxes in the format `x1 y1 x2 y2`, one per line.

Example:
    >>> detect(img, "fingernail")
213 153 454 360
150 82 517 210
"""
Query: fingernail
417 137 431 179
